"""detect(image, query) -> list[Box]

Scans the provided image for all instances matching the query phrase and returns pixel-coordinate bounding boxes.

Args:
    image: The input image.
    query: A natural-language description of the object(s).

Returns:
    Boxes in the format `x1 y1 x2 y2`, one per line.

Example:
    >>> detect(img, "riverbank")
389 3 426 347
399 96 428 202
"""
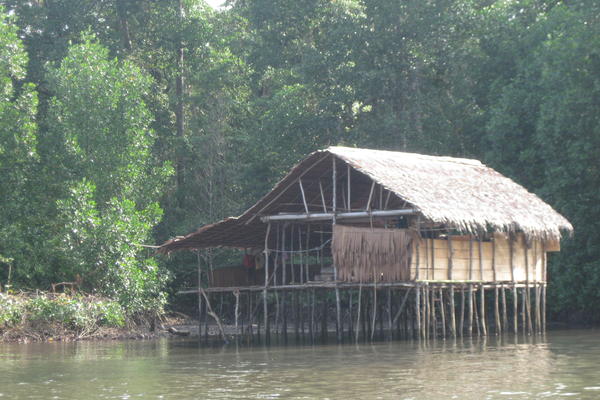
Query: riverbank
0 292 185 343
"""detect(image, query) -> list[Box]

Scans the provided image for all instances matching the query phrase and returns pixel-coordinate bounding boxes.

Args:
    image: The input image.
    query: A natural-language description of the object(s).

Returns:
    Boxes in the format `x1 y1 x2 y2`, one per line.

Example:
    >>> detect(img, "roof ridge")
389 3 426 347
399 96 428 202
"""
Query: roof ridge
326 146 484 167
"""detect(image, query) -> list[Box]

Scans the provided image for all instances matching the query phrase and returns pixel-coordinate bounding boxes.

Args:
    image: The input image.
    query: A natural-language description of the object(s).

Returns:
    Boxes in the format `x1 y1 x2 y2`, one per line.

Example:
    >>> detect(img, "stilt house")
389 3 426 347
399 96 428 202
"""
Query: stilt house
159 147 572 340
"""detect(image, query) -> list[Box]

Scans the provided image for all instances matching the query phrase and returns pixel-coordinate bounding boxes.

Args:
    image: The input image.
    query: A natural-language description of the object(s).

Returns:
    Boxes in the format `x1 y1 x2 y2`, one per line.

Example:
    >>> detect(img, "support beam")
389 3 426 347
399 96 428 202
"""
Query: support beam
347 164 351 211
299 179 309 214
366 181 376 210
318 180 327 212
260 208 417 222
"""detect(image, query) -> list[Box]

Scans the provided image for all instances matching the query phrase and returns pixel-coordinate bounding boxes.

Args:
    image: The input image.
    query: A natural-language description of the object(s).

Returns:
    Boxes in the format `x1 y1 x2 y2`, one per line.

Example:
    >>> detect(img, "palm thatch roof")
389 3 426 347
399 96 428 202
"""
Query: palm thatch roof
158 146 572 254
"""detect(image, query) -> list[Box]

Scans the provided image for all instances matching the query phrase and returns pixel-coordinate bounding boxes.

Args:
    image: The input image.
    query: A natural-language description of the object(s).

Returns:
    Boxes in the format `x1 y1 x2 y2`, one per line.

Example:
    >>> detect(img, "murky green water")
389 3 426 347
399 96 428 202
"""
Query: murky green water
1 330 600 399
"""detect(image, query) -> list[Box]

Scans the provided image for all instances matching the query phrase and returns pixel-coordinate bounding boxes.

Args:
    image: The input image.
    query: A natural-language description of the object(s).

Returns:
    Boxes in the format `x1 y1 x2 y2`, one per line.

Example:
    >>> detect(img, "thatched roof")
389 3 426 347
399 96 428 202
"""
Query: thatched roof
326 147 572 240
158 146 572 254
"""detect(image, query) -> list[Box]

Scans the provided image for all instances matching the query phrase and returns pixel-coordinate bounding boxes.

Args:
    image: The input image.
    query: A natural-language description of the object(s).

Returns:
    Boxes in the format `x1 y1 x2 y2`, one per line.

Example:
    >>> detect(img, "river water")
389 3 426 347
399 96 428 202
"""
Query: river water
1 329 600 399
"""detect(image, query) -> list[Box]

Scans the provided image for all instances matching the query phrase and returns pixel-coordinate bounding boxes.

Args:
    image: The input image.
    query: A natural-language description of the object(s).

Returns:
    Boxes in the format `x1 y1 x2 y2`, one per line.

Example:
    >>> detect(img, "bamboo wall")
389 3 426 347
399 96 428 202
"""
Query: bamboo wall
410 233 559 283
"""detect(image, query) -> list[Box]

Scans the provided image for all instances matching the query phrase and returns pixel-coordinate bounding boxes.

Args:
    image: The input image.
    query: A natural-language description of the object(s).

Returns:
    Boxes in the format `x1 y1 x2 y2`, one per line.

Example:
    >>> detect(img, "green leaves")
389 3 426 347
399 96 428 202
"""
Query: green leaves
42 35 171 313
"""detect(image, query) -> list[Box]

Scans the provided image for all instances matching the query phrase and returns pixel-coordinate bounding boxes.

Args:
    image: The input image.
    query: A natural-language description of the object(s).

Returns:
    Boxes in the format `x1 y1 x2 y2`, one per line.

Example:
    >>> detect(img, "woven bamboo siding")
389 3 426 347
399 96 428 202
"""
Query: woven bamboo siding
411 233 548 282
332 225 414 282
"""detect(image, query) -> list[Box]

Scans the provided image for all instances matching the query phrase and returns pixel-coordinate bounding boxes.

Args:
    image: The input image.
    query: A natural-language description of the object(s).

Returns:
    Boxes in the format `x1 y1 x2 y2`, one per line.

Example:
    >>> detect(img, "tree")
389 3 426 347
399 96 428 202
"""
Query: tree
0 7 38 285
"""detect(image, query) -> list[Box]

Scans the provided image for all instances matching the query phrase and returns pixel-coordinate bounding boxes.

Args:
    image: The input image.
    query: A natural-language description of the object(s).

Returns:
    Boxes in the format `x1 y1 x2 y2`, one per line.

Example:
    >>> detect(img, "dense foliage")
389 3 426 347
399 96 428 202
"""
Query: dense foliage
0 0 598 323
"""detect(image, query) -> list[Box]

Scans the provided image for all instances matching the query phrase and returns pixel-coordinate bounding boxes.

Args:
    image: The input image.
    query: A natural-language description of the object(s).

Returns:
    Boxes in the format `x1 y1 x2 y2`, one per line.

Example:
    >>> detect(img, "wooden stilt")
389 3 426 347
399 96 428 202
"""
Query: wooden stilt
282 291 288 343
196 251 203 342
363 290 369 341
293 291 299 342
378 290 384 340
348 290 353 340
524 240 533 335
467 284 473 336
234 289 240 336
501 284 508 333
479 283 487 336
415 285 422 340
430 286 437 338
356 282 363 343
512 284 518 335
204 291 210 343
371 281 377 341
449 285 456 338
321 291 328 342
473 288 481 336
422 286 428 339
521 287 526 335
310 288 315 343
263 222 271 344
247 292 253 342
300 291 305 341
332 156 343 343
459 285 465 337
542 284 547 332
494 286 501 335
387 288 393 340
439 287 446 338
535 283 541 334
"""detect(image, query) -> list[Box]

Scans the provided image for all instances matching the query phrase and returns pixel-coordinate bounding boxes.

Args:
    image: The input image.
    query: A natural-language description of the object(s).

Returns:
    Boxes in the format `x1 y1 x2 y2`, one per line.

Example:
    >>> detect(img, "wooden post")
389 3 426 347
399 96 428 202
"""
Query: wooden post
542 284 547 332
501 284 508 332
467 284 474 336
247 292 253 343
479 283 487 336
298 225 303 284
204 291 209 343
422 285 428 339
459 285 465 337
494 286 501 335
513 284 518 335
449 285 456 338
348 290 353 340
263 222 271 344
293 291 299 342
473 288 481 336
428 285 434 338
319 180 327 212
299 291 305 341
321 290 328 342
524 240 533 335
439 287 446 338
387 288 393 341
356 281 363 343
347 164 351 211
371 281 377 341
234 289 240 337
332 156 342 343
520 287 526 335
196 250 203 341
310 288 315 343
305 224 311 283
415 285 422 340
281 225 287 341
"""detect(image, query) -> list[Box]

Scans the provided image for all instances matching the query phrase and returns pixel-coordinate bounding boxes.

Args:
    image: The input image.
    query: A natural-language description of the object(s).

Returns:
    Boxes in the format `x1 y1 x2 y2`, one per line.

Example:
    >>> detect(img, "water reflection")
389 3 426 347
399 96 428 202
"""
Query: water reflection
1 330 600 399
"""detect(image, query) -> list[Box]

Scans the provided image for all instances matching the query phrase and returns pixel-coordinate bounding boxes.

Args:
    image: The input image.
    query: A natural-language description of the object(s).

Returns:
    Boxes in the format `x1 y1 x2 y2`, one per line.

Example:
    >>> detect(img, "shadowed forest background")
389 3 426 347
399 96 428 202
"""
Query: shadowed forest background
0 0 598 324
